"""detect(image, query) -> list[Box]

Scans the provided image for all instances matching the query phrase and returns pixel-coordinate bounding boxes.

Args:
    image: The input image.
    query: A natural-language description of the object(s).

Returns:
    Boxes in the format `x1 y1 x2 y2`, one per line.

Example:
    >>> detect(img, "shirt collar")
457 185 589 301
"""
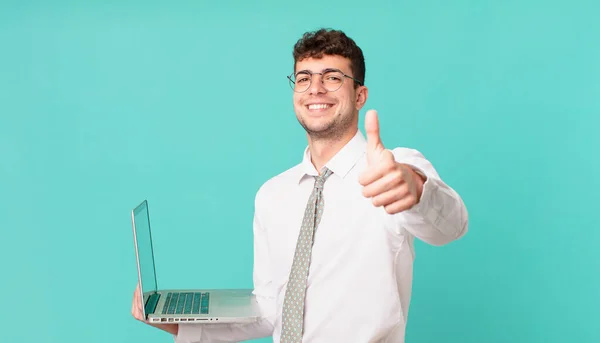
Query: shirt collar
298 129 367 183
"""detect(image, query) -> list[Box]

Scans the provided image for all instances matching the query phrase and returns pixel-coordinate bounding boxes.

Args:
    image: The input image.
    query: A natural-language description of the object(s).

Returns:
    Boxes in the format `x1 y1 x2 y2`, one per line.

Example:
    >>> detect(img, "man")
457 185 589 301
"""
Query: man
132 28 468 342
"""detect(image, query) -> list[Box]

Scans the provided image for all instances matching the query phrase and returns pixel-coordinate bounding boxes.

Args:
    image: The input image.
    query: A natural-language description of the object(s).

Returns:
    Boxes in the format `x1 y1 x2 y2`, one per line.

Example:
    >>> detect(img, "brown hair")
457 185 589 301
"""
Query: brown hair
292 28 365 87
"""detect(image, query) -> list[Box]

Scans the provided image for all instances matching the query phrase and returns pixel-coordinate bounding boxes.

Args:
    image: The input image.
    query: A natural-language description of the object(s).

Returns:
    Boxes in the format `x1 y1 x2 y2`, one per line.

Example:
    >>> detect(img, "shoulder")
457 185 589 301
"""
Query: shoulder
254 163 303 207
388 147 426 161
388 147 440 179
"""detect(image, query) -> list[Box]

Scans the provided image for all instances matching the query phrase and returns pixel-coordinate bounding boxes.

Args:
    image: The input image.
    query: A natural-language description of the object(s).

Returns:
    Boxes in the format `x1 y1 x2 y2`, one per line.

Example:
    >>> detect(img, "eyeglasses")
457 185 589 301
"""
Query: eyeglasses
287 68 363 93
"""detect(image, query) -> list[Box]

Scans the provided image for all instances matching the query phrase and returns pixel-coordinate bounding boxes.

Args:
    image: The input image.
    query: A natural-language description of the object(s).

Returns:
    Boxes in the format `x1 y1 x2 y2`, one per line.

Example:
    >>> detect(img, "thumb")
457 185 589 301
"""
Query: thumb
365 109 384 158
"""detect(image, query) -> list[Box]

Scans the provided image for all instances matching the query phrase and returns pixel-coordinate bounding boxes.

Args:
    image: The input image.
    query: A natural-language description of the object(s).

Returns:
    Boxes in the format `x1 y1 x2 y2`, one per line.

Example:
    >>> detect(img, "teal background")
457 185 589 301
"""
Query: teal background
1 1 599 342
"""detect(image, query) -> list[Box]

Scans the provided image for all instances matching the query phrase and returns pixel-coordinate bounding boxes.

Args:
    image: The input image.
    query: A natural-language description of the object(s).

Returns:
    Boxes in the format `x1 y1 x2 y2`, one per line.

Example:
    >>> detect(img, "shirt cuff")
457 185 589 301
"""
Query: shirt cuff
173 324 203 343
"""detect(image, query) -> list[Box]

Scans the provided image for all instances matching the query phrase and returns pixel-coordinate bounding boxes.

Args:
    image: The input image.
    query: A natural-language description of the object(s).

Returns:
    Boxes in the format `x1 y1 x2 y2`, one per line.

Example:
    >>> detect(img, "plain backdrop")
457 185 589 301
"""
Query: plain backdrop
1 1 599 342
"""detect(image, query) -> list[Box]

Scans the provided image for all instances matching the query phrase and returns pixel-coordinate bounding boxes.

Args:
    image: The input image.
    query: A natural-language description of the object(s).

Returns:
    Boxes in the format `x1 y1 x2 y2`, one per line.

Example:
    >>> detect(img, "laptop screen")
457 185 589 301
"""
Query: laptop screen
133 200 158 294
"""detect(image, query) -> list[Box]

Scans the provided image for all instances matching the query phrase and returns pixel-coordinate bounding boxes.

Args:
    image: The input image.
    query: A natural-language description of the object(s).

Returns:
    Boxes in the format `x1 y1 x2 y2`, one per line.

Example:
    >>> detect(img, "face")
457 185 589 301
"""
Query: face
292 55 368 141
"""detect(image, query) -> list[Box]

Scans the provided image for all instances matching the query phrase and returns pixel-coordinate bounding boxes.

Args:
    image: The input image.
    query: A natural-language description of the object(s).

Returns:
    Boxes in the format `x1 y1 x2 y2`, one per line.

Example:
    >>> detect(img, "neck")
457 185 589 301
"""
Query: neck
307 127 358 172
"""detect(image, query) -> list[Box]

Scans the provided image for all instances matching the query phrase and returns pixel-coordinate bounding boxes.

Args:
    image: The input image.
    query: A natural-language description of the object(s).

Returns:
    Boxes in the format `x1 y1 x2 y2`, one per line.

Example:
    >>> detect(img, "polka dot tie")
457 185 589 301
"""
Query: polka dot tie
280 167 333 343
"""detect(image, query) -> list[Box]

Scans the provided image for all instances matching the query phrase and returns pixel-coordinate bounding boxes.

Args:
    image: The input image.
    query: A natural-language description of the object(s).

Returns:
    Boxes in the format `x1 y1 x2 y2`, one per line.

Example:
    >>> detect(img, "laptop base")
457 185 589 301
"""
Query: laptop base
144 288 259 324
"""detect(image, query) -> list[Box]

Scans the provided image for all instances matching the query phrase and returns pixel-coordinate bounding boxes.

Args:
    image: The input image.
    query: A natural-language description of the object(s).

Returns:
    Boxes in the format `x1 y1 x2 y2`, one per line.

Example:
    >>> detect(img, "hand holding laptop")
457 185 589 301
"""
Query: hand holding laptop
131 283 179 335
129 200 259 329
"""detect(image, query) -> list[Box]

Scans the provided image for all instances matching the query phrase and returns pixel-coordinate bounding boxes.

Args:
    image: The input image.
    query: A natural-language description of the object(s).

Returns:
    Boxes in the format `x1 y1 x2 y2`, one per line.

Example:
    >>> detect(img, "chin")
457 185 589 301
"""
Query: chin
300 118 338 137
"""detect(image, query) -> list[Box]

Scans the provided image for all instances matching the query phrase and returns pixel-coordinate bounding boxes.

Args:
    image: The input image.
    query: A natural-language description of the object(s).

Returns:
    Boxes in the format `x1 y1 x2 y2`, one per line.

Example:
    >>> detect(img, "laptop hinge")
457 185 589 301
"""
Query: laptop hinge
145 292 161 316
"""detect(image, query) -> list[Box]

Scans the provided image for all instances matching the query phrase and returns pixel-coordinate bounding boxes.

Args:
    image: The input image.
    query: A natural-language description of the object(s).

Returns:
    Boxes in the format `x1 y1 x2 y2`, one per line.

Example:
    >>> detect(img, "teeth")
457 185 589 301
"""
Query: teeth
308 104 331 110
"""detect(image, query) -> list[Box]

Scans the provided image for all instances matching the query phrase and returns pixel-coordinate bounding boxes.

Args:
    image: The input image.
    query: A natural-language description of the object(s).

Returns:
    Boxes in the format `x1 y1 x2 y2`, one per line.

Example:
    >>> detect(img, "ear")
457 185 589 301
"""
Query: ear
355 85 369 111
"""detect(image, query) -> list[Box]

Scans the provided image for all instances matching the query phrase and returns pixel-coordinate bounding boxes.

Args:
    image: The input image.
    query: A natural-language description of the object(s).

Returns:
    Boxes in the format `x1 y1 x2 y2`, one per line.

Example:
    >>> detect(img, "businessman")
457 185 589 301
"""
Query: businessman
132 28 468 343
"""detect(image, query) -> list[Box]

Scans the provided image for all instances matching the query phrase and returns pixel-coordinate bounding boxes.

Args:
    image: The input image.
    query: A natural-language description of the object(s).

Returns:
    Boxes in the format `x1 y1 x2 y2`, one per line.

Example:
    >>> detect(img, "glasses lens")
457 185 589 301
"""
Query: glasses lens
291 72 311 93
322 70 344 91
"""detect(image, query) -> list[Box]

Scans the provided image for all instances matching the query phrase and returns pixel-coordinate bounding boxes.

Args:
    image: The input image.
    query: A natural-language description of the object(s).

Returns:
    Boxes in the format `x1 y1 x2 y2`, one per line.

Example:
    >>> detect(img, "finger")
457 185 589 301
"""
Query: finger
358 151 397 186
132 305 143 321
132 291 140 318
133 288 140 304
365 110 384 161
362 169 404 198
132 285 145 321
371 183 410 207
132 304 142 321
383 196 418 214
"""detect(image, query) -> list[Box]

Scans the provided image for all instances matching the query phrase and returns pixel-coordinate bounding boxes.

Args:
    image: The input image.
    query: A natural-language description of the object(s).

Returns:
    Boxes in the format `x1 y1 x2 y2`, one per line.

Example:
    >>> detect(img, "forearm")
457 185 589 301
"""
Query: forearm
400 175 468 245
150 323 179 335
174 317 274 343
390 148 468 246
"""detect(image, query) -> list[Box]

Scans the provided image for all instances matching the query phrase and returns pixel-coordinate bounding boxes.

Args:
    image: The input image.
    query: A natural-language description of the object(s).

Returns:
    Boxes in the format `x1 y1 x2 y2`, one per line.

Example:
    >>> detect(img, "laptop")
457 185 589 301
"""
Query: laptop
131 199 260 324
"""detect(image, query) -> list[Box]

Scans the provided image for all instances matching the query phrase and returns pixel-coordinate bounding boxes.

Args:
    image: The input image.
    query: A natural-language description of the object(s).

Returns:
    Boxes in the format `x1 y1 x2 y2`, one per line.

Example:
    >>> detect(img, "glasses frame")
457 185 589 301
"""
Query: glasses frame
287 68 363 93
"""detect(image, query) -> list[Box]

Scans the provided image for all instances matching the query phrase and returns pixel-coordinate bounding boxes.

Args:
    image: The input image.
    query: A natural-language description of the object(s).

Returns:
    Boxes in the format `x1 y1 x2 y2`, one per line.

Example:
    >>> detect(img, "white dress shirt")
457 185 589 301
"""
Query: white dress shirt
175 129 468 343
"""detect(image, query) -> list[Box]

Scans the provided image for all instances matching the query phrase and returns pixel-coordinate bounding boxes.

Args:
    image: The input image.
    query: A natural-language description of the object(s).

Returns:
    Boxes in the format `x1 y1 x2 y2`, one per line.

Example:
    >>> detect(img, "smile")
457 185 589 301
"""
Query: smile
307 103 334 110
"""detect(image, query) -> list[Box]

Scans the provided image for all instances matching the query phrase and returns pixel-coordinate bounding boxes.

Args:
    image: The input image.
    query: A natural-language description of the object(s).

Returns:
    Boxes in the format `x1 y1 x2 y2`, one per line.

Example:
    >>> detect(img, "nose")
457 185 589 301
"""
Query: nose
308 74 327 95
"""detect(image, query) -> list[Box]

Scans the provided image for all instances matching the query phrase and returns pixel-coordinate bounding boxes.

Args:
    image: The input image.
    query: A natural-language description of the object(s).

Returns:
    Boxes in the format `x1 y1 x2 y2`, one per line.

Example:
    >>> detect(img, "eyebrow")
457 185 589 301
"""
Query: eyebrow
295 68 342 75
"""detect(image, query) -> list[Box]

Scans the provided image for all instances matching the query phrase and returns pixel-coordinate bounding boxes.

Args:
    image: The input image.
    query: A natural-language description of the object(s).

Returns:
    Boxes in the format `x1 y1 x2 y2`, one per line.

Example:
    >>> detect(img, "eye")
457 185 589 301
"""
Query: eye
323 71 343 83
295 73 311 84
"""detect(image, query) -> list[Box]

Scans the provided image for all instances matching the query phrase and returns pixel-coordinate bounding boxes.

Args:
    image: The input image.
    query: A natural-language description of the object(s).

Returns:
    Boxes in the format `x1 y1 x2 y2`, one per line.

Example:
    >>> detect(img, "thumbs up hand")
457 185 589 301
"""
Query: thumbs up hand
359 110 425 214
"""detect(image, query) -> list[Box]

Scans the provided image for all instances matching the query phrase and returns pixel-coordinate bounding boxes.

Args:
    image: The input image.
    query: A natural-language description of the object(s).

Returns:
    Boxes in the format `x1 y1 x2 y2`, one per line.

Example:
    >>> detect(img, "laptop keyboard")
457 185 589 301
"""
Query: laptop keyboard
162 292 210 315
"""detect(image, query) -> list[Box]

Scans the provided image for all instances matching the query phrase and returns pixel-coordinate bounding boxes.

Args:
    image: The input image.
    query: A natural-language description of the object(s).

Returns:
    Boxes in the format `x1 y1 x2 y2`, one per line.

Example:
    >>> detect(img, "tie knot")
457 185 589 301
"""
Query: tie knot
314 167 333 189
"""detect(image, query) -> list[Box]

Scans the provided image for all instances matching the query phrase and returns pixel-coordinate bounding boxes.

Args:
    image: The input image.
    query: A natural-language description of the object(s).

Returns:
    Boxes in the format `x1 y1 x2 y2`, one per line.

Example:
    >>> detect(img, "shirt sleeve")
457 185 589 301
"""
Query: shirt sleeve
173 188 277 343
390 147 469 246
